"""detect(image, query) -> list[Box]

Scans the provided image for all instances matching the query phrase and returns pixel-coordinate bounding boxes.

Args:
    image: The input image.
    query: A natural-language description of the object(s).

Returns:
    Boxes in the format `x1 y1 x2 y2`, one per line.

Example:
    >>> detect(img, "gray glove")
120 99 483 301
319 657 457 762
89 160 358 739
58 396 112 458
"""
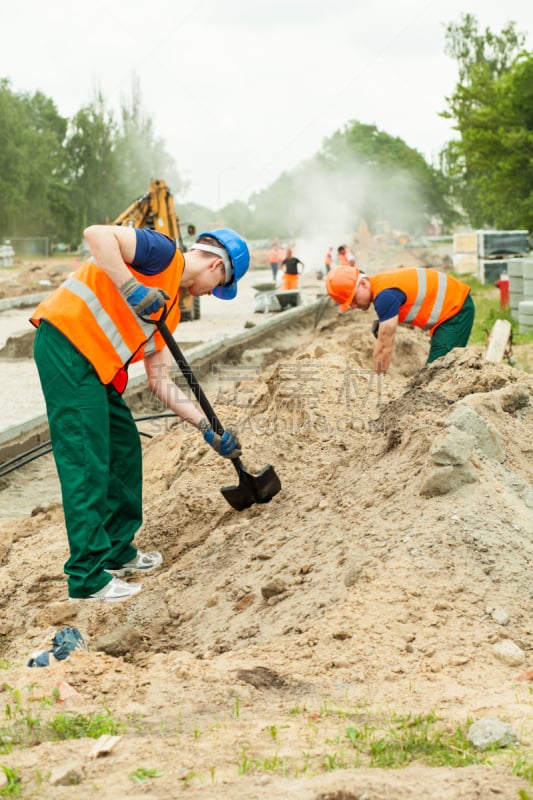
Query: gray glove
121 277 169 317
198 417 242 459
371 319 380 339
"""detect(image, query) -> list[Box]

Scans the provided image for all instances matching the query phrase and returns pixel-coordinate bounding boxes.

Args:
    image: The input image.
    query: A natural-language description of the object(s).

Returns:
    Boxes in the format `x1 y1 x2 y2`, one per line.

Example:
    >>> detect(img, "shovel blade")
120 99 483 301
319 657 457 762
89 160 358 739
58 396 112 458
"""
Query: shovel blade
221 464 281 511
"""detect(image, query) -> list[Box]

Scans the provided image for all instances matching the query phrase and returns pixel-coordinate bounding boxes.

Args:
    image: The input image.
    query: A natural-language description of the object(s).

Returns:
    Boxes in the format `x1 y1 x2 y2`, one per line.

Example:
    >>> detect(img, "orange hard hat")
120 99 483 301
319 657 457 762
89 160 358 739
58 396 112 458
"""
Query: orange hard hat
326 265 360 312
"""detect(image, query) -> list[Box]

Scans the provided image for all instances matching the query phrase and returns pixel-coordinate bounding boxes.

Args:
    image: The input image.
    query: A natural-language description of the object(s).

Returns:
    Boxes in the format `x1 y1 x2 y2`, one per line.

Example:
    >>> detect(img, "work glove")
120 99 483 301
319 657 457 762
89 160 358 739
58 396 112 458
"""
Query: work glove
371 319 380 339
198 417 242 459
121 277 169 317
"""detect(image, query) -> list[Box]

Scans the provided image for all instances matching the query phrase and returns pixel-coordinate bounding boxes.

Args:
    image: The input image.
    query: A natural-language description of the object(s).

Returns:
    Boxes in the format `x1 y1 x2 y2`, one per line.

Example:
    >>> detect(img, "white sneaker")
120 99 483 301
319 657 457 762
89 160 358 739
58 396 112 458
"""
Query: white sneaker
87 577 141 603
107 551 163 577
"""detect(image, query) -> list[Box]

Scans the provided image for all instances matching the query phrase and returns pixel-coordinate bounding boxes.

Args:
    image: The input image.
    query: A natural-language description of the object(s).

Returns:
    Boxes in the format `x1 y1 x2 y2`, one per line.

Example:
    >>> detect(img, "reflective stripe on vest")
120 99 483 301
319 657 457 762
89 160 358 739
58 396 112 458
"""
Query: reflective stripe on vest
403 269 448 330
31 250 183 384
63 276 154 361
369 268 470 335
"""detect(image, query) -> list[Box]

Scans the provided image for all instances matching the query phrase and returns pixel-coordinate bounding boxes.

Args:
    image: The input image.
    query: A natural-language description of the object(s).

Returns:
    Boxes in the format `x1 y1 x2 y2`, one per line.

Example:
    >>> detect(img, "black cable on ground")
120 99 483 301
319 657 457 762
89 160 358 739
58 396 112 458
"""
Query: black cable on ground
0 412 179 478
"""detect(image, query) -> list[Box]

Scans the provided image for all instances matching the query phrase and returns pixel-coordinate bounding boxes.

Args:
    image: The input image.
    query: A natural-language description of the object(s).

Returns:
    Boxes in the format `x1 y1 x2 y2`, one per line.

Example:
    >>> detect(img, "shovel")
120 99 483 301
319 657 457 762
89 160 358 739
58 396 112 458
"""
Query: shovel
154 317 281 511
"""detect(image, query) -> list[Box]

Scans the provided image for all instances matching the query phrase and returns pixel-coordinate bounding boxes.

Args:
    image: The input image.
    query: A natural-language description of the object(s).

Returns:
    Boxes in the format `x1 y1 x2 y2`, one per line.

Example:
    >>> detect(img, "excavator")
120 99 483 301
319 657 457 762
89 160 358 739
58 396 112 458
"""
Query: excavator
111 178 200 321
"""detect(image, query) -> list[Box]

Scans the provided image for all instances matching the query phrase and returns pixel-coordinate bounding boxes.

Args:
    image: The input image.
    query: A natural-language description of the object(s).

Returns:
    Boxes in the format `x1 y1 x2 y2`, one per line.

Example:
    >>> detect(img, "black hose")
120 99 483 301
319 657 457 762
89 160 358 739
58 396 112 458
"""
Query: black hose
0 444 53 478
0 412 179 478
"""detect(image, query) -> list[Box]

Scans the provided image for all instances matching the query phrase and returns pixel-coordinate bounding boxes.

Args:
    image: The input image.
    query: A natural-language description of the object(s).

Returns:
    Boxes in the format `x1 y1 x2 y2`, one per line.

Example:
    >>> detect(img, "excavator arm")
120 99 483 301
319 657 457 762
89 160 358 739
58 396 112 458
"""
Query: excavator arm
110 179 199 320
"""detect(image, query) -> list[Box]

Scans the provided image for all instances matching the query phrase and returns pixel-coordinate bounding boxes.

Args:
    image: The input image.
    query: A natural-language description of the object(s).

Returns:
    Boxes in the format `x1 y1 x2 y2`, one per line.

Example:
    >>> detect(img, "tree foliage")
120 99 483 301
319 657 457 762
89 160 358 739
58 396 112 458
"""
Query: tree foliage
112 77 183 214
0 66 479 246
247 121 455 239
0 79 67 238
441 15 533 229
0 79 181 247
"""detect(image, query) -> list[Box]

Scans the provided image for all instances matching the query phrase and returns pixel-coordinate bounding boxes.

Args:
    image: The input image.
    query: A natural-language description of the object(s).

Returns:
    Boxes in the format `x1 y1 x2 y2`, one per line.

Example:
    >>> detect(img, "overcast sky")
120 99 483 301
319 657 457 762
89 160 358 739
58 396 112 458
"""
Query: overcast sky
1 0 532 210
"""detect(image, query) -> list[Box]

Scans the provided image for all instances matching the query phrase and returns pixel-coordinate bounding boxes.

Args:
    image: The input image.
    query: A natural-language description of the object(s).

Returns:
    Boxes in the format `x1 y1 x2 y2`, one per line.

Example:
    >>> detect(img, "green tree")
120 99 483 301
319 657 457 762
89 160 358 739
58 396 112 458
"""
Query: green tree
0 79 67 240
444 13 525 84
63 89 119 240
248 121 454 239
111 77 183 218
441 15 532 229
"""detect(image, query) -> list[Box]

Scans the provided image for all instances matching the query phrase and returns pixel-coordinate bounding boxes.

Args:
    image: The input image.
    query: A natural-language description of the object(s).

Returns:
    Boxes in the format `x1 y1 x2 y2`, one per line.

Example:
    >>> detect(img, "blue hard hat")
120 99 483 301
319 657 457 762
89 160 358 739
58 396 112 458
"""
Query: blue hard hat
196 228 250 300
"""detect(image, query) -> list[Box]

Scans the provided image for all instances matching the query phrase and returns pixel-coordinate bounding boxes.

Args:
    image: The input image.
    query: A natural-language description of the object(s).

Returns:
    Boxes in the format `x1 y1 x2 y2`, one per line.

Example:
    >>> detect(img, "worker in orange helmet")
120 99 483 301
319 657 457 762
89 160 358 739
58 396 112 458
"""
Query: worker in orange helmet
326 265 475 372
267 240 281 281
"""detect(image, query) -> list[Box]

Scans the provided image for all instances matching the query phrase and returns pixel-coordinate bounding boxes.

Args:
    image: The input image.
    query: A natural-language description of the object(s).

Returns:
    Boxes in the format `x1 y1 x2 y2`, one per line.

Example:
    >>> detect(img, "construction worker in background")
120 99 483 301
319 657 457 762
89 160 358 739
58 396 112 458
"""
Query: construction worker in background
337 245 348 265
267 239 280 281
326 265 475 372
337 245 356 266
281 248 304 290
31 225 249 602
324 247 333 276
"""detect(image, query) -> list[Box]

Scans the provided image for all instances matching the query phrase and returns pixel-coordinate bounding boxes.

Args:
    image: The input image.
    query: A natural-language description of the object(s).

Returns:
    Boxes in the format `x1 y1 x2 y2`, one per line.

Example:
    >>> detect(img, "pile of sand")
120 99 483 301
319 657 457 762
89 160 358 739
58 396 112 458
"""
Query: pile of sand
0 309 533 798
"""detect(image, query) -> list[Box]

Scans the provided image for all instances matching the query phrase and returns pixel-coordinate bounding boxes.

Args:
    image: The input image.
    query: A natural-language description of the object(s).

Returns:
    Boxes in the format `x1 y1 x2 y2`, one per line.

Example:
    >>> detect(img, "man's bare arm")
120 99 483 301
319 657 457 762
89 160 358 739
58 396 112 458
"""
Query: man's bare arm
372 316 398 373
144 347 204 427
83 225 137 289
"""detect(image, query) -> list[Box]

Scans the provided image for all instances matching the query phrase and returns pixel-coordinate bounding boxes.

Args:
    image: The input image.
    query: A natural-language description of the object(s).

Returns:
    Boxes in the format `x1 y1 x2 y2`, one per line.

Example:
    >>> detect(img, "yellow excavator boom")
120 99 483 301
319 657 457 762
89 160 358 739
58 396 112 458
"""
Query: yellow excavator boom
111 179 199 320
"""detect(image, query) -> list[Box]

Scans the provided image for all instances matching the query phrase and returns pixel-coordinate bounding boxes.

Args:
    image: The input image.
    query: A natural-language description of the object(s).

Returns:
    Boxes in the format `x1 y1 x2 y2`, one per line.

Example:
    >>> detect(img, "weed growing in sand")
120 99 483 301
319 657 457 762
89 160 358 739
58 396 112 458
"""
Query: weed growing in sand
236 747 289 777
46 711 124 741
356 717 479 769
129 767 163 784
0 685 123 751
266 724 278 741
323 751 348 771
229 703 522 780
512 754 533 785
0 765 21 796
237 747 252 775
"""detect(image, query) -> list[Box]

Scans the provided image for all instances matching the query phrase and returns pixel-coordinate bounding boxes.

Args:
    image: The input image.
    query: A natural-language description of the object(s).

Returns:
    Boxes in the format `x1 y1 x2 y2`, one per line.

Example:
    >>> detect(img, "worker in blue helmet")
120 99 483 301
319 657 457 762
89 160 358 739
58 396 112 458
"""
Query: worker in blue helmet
31 223 249 604
189 228 250 300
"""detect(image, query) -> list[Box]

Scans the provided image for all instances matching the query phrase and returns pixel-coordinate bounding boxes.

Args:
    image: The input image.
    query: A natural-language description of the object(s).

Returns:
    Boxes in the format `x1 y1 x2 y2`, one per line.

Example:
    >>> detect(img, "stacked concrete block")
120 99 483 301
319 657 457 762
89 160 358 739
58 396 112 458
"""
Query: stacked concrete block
0 245 14 267
518 258 533 332
452 232 477 275
509 260 524 321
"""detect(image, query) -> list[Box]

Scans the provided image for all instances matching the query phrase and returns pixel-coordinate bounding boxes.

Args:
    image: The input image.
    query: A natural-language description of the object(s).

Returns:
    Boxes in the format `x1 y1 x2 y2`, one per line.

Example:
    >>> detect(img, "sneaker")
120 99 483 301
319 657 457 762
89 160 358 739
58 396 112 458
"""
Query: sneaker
107 550 163 578
86 577 141 603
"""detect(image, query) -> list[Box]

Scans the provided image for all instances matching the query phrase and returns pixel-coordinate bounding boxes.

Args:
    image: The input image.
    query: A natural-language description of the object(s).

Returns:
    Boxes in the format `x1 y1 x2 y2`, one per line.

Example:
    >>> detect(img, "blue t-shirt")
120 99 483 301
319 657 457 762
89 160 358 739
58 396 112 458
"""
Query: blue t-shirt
374 288 406 322
130 229 176 275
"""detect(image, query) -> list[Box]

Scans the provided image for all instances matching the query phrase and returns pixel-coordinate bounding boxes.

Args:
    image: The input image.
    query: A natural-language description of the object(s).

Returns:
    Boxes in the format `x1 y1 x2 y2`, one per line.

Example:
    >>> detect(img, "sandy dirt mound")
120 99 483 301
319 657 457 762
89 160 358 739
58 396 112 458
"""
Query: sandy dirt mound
0 260 72 300
0 310 533 797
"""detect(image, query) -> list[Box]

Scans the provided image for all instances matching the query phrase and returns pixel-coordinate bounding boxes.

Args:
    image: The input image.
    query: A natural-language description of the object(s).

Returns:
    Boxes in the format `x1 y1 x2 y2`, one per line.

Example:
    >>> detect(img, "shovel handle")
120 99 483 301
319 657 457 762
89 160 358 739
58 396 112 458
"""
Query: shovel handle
155 318 244 475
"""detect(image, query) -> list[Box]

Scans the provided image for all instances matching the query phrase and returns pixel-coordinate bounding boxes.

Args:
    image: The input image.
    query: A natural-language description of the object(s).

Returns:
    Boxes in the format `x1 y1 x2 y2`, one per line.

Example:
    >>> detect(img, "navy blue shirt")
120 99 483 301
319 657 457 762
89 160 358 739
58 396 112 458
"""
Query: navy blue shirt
374 288 407 322
131 229 176 275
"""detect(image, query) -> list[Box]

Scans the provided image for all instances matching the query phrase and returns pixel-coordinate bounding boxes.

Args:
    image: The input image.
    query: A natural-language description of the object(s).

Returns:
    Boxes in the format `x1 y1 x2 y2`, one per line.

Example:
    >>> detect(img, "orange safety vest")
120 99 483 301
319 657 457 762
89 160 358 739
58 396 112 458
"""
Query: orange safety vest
268 247 279 263
31 251 184 386
325 250 332 266
369 268 470 335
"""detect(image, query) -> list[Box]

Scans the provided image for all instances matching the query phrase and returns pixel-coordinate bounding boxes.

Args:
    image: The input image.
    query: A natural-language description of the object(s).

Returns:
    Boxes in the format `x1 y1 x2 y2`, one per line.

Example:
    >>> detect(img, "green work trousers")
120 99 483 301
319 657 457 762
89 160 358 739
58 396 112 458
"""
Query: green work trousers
33 322 141 598
427 293 475 364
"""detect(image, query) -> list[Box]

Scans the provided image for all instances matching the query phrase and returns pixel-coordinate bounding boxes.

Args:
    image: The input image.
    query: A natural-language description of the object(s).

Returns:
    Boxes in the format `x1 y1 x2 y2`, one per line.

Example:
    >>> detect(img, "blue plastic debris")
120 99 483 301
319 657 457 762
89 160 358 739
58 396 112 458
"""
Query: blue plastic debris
27 626 87 668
